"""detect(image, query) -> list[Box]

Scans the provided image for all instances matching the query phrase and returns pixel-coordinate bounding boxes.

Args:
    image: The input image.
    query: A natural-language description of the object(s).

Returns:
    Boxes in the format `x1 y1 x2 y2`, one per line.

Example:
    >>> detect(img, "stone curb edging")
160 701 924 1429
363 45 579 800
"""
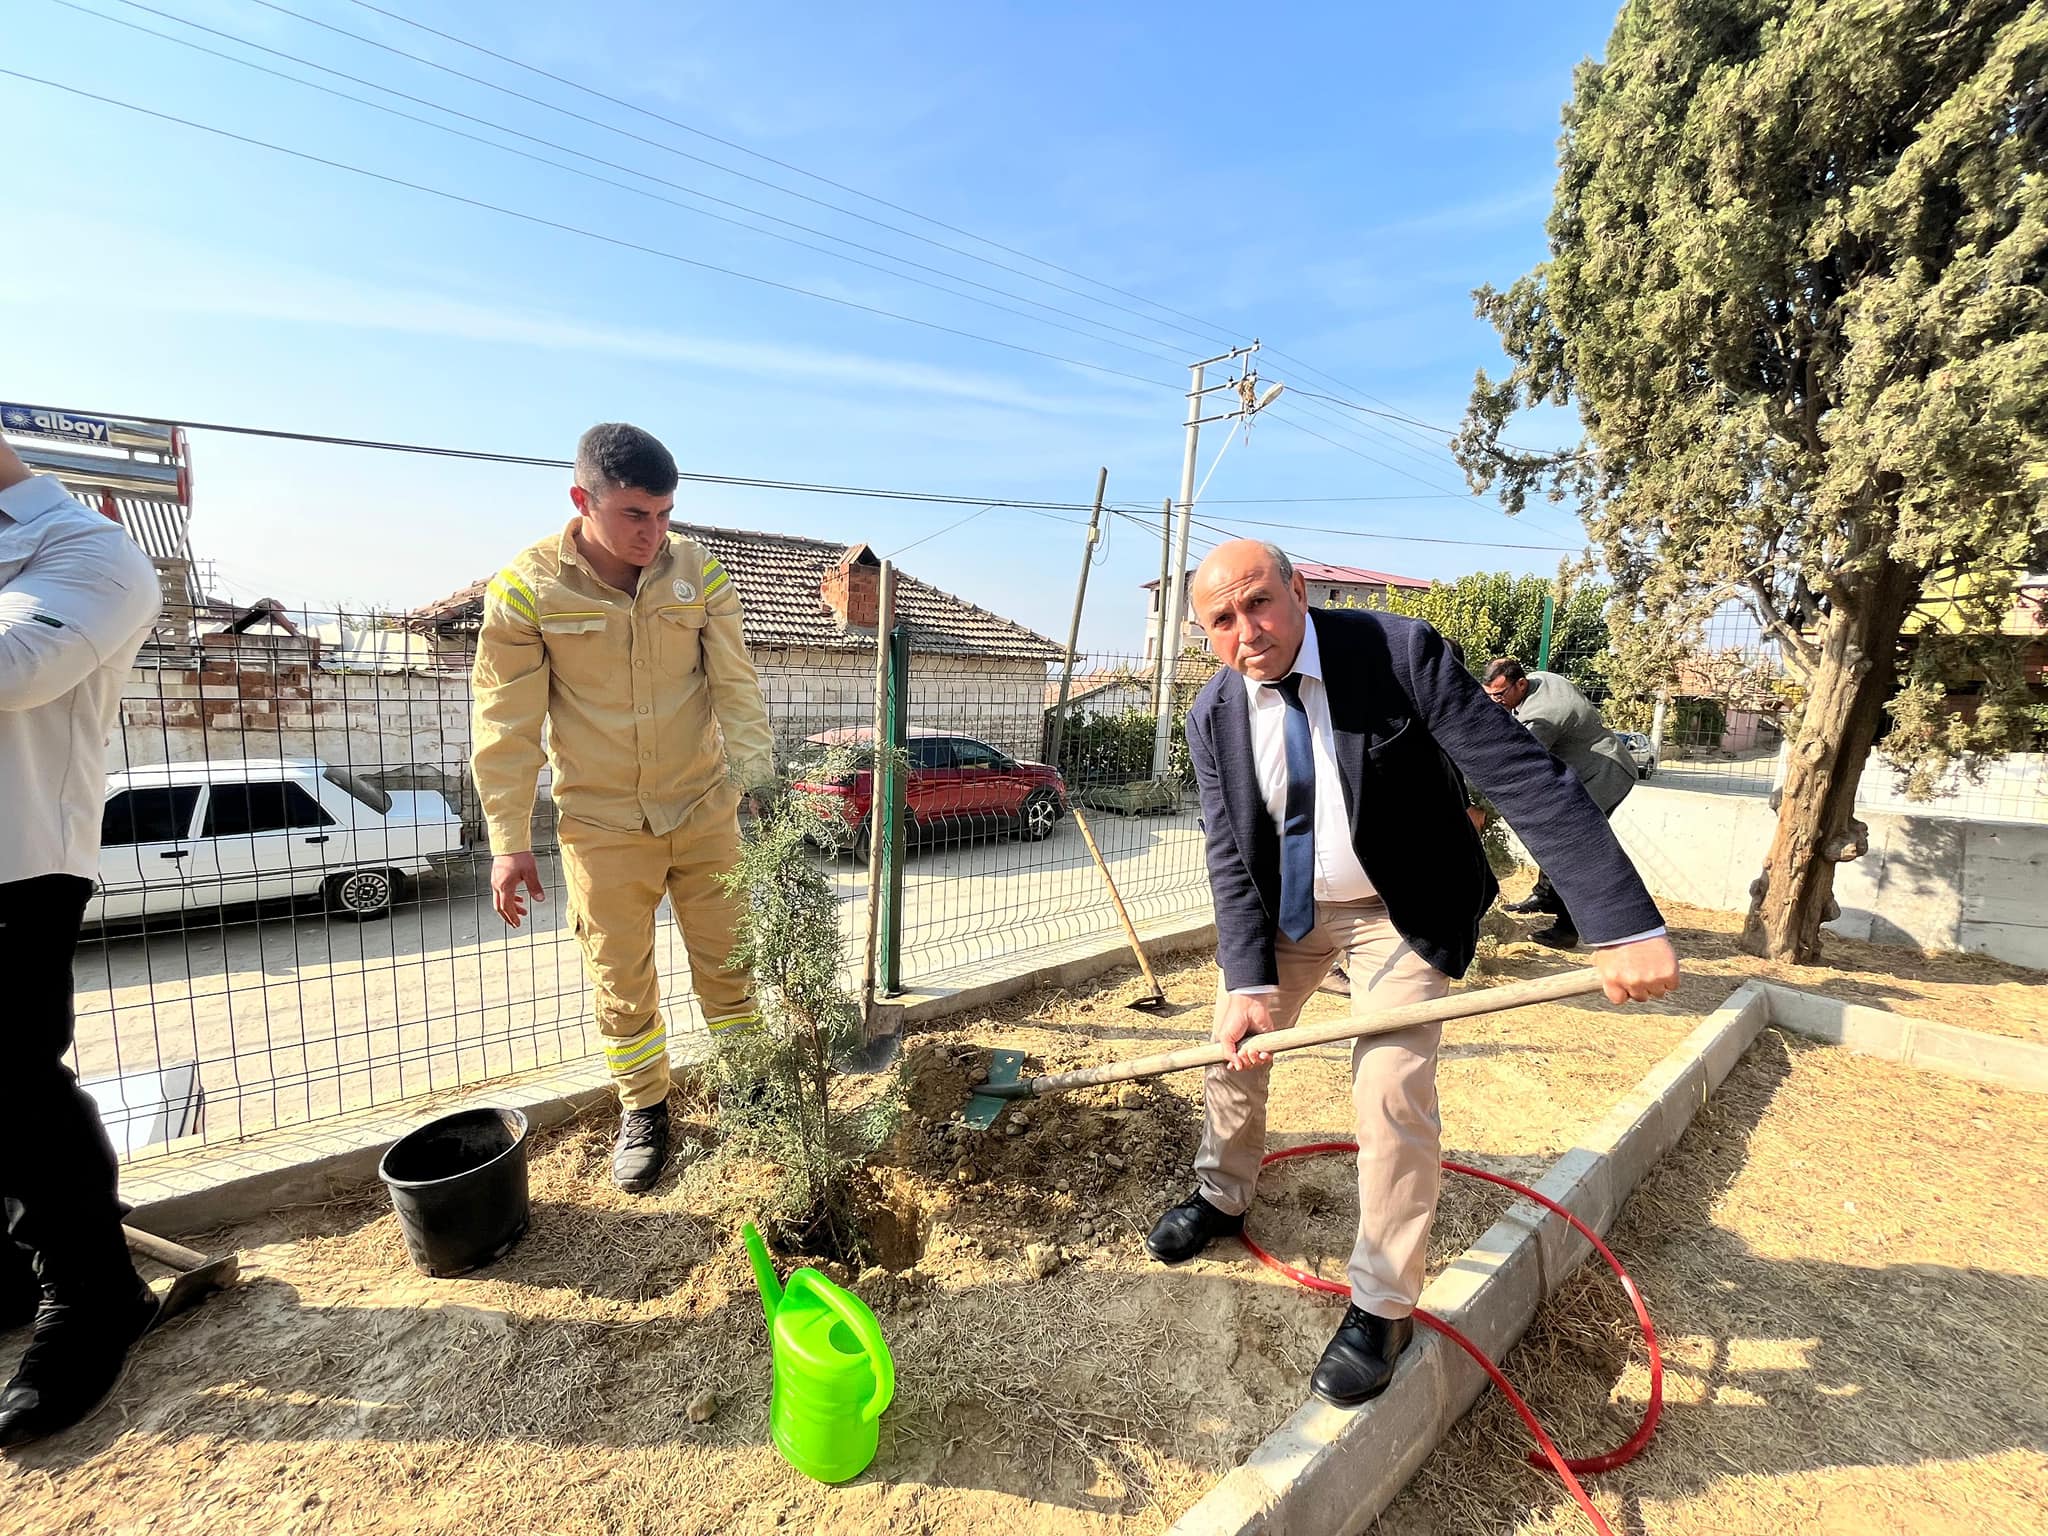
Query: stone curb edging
1755 982 2048 1093
1169 981 1775 1536
123 913 1218 1236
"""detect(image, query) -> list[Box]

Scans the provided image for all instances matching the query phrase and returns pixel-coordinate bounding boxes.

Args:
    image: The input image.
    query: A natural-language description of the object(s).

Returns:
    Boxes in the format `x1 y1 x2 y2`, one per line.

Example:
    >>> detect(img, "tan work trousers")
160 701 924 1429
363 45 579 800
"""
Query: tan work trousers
1194 896 1450 1317
556 788 758 1112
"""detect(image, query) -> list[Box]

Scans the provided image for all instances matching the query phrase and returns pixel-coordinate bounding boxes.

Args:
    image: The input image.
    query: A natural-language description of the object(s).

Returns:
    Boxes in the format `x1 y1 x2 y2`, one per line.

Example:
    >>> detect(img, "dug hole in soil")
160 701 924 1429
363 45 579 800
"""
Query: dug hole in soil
14 907 2035 1536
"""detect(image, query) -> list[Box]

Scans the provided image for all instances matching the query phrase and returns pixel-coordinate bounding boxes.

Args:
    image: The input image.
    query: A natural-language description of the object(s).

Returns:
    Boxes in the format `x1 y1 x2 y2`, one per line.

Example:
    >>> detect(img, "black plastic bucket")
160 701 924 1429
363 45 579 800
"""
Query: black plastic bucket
378 1107 531 1277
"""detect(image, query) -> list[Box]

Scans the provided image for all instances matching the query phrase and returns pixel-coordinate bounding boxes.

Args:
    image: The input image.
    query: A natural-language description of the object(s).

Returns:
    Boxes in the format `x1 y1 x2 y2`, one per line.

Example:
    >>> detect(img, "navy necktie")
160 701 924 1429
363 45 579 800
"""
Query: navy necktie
1265 673 1316 942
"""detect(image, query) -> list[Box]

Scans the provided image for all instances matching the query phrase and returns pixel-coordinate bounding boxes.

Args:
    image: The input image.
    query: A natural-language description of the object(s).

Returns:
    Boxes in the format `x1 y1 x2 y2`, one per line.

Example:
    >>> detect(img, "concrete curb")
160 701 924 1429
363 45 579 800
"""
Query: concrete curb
125 1062 619 1236
122 912 1218 1236
1755 982 2048 1093
871 914 1216 1026
1169 981 1775 1536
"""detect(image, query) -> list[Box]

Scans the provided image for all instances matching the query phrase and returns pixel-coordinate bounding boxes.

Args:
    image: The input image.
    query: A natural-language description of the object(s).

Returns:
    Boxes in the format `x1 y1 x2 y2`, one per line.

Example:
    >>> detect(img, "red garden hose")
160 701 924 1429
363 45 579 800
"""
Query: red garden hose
1240 1142 1665 1536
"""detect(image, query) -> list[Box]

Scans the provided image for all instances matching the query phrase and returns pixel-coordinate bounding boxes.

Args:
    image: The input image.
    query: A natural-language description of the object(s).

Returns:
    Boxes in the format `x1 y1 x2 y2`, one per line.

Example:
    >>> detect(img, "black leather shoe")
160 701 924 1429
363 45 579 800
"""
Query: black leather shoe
610 1102 671 1193
1144 1190 1245 1264
1310 1305 1414 1408
0 1282 160 1449
1530 921 1581 950
1501 894 1556 916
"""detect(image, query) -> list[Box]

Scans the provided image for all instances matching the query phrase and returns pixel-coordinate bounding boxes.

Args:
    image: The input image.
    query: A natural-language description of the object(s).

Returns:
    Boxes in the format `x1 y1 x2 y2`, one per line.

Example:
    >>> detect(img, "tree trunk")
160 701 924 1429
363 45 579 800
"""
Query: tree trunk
1741 557 1918 961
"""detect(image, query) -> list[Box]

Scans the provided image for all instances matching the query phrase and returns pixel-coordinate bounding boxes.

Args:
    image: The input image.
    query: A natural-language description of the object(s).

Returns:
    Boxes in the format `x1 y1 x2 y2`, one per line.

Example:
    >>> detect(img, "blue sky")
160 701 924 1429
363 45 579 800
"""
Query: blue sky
4 0 1618 656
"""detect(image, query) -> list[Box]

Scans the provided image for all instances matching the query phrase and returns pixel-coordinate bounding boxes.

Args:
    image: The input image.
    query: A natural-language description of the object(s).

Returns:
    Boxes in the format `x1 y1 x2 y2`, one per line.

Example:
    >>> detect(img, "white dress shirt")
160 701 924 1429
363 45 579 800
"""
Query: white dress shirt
0 473 163 883
1242 618 1375 903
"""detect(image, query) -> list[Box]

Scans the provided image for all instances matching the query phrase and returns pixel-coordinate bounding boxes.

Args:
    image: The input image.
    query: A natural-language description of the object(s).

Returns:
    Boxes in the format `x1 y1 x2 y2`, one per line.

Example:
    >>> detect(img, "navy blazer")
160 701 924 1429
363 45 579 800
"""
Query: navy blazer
1184 608 1663 987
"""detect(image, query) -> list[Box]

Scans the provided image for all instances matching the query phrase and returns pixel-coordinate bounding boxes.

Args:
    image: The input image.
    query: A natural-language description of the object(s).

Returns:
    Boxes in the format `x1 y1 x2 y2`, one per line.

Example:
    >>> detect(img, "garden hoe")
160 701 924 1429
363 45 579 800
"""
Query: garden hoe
960 966 1606 1129
122 1226 239 1321
1068 803 1169 1011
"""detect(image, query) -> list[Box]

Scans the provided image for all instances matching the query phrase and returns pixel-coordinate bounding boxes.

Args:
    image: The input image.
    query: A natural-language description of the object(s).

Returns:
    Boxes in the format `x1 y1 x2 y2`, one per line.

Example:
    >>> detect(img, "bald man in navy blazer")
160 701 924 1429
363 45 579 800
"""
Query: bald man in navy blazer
1146 540 1679 1408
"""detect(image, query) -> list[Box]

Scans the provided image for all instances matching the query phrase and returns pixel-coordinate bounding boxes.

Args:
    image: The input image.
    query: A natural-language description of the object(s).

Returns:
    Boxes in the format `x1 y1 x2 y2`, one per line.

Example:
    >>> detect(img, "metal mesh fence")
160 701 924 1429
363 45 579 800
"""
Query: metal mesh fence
76 619 1214 1162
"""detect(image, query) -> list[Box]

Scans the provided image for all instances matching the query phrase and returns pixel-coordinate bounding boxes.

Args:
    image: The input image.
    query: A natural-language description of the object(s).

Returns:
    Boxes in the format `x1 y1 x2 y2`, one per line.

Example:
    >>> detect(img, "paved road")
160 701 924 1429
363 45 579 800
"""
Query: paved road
1649 751 2047 823
73 809 1212 1150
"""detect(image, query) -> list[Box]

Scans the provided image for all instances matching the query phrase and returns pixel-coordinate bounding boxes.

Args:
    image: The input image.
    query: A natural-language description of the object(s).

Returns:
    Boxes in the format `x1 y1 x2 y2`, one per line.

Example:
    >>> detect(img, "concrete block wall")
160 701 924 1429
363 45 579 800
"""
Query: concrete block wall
1598 783 2048 968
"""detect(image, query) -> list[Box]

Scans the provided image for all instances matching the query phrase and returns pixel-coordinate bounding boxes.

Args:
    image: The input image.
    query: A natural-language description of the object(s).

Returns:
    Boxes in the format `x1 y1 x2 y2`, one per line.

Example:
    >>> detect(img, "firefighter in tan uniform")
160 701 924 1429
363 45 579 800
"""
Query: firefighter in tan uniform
471 423 772 1191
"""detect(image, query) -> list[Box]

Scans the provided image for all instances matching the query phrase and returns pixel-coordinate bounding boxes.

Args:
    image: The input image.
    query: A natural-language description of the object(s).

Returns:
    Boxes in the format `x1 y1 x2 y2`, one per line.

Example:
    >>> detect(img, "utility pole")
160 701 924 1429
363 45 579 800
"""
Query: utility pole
1048 467 1109 773
1151 343 1274 779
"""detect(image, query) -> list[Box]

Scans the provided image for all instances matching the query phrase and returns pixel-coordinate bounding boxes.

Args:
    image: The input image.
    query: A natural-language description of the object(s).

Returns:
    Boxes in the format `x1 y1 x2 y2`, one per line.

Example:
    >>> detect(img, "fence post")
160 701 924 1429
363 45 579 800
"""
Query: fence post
861 563 896 1027
876 623 910 995
1537 587 1555 672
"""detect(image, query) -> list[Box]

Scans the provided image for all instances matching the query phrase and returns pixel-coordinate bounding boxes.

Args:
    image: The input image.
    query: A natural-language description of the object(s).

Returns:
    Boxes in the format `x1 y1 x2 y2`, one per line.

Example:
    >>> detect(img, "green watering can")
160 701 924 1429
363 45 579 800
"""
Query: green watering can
743 1222 895 1484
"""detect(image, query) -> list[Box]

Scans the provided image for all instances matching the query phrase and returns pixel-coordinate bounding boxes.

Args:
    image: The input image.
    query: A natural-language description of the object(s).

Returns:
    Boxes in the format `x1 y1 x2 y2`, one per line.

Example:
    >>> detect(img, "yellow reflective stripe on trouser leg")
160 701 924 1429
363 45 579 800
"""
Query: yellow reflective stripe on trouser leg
605 1023 669 1073
705 1008 758 1035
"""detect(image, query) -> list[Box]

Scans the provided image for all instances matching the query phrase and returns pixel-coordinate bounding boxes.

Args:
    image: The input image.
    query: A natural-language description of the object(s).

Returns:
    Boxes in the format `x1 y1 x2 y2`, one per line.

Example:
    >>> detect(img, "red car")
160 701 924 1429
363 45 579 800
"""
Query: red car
794 729 1068 860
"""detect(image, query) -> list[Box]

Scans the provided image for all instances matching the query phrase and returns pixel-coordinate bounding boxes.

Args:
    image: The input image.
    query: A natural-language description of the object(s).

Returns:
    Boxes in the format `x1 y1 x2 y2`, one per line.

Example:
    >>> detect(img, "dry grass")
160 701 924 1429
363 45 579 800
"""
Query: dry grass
1372 1030 2048 1536
2 912 2040 1536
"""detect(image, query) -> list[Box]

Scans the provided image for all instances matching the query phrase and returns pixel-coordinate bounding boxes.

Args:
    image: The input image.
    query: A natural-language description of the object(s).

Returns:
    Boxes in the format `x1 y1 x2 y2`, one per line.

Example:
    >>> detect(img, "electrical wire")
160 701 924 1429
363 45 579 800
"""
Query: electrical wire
0 68 1180 395
60 0 1194 370
297 0 1553 496
39 6 1575 532
883 502 1003 560
330 0 1235 350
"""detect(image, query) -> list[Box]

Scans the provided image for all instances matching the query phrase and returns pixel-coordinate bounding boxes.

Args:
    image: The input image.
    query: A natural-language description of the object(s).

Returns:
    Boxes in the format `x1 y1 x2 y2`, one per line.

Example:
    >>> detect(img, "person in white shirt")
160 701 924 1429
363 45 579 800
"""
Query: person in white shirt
0 434 164 1449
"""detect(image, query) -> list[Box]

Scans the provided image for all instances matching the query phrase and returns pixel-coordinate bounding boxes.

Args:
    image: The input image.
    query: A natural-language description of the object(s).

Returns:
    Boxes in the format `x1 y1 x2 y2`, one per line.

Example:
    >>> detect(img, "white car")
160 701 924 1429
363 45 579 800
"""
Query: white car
90 758 466 924
1617 731 1658 779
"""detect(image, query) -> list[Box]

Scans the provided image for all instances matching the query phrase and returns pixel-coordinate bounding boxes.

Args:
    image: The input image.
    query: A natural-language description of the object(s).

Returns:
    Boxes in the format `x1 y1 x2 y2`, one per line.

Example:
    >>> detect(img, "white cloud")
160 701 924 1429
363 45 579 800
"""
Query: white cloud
16 214 1163 421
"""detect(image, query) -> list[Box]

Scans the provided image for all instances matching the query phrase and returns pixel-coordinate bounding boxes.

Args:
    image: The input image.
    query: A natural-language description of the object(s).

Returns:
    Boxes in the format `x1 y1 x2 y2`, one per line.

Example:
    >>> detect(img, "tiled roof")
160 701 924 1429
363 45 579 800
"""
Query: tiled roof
411 521 1061 662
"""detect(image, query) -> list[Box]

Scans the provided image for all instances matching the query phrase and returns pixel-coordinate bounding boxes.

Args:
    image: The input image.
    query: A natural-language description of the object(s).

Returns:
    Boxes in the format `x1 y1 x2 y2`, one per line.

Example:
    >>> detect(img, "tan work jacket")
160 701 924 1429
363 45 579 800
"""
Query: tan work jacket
471 521 772 854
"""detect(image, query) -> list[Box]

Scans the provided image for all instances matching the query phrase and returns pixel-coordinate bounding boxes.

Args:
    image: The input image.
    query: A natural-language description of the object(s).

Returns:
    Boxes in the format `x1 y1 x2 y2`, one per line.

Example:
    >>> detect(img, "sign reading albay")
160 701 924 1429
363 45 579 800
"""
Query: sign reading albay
1 402 177 452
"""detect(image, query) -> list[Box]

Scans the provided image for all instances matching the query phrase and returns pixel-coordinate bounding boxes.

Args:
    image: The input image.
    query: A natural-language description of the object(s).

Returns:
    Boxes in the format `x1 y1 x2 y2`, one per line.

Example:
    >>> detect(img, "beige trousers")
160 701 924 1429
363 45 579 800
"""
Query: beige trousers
556 788 758 1112
1194 897 1450 1317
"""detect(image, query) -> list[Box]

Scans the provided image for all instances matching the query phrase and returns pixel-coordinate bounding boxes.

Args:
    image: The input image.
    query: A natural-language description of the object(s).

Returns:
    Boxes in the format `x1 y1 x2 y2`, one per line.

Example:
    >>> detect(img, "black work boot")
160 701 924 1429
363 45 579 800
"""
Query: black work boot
610 1102 671 1194
1309 1305 1414 1408
1145 1190 1245 1264
0 1281 161 1449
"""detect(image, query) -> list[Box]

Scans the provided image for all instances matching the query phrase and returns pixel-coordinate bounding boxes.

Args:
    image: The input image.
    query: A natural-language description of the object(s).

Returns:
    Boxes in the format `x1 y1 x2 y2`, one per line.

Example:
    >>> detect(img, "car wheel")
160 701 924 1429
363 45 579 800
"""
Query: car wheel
852 821 872 865
1019 789 1062 842
327 869 396 920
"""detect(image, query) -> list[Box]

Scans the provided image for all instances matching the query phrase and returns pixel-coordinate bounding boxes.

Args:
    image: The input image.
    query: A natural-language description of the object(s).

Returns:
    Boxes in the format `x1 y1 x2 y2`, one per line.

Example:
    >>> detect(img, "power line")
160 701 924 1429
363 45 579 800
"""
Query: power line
1266 404 1588 545
2 68 1178 394
242 0 1229 353
1185 511 1572 554
290 0 1540 491
24 401 1577 556
64 0 1193 370
1287 387 1459 436
334 0 1235 350
884 502 1004 559
1289 384 1549 458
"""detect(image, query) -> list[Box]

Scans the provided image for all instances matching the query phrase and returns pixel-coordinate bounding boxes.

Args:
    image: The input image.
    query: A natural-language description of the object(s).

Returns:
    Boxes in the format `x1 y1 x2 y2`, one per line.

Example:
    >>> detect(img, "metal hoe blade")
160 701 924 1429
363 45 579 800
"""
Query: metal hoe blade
961 1049 1026 1129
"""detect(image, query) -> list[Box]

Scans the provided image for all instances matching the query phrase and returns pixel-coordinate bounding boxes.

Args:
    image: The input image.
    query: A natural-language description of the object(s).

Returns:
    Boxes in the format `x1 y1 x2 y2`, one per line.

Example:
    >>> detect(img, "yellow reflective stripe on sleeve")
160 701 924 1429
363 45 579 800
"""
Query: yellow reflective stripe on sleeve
701 559 730 600
488 572 539 625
